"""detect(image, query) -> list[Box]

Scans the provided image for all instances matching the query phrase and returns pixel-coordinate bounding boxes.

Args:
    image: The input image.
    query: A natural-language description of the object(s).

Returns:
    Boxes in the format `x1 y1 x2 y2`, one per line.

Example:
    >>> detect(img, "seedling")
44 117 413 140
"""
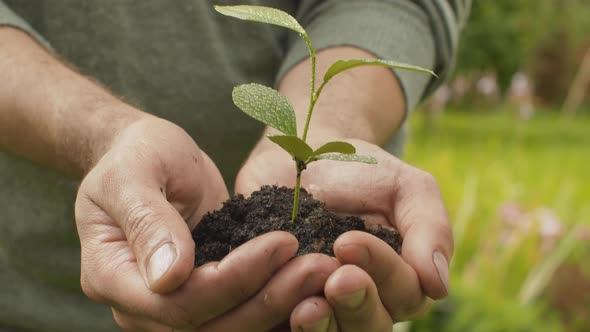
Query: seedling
215 5 436 224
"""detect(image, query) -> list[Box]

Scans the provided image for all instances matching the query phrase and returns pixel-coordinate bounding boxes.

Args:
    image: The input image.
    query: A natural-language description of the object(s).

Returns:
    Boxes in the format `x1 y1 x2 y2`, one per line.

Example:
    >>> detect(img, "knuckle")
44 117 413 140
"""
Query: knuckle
164 303 199 329
234 280 253 299
396 297 433 322
258 290 285 318
218 263 258 301
198 264 248 323
439 223 455 253
124 203 160 246
73 194 89 223
80 270 105 303
397 166 438 192
79 238 112 304
76 165 120 208
111 310 135 331
398 169 443 206
148 295 205 329
96 164 123 198
417 170 439 191
151 309 187 329
75 178 103 221
219 271 254 302
373 259 397 287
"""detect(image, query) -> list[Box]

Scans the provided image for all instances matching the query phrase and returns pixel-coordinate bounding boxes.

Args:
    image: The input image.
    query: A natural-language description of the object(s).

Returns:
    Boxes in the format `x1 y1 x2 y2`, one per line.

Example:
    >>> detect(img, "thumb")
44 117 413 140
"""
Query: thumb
401 221 453 299
394 170 454 299
117 192 196 294
87 171 197 294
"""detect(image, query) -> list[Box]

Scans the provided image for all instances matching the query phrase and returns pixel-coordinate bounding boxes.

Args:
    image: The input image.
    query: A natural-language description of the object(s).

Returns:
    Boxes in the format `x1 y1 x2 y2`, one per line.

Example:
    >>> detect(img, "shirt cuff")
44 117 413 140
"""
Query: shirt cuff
0 1 51 49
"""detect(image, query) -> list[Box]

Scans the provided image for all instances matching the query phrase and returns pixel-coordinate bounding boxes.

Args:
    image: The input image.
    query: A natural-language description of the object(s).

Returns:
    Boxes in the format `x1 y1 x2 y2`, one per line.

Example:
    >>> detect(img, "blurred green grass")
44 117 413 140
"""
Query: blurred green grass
406 110 589 228
400 109 590 331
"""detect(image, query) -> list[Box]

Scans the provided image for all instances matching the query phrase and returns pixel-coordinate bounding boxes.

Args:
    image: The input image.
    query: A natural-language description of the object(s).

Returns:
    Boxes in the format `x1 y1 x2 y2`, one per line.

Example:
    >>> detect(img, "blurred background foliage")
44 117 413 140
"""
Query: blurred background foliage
399 112 590 332
395 1 590 331
455 0 590 100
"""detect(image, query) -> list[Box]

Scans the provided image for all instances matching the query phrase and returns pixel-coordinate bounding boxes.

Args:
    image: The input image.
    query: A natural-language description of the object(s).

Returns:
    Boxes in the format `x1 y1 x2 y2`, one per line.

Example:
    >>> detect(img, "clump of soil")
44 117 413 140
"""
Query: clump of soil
192 185 402 267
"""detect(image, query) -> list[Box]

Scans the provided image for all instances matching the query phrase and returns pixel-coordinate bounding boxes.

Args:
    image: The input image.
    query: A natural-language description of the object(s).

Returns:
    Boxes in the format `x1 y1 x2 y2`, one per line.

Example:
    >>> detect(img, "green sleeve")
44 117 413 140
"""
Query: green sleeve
0 1 50 48
277 0 470 113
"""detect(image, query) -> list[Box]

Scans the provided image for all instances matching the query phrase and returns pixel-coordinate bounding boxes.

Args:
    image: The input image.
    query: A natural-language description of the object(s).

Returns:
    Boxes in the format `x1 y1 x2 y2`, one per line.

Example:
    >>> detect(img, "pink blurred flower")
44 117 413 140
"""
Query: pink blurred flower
499 201 524 226
537 207 563 238
534 207 563 253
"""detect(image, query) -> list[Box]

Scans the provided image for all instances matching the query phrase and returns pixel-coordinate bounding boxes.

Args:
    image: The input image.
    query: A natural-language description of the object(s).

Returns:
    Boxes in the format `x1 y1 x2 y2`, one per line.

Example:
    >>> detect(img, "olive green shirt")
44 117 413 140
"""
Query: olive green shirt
0 1 469 330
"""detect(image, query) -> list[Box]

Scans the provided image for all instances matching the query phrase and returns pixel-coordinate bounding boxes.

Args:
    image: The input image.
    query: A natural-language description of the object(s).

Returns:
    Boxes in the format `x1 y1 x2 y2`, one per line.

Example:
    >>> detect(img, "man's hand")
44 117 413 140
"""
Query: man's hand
75 117 341 331
76 117 229 293
236 138 453 331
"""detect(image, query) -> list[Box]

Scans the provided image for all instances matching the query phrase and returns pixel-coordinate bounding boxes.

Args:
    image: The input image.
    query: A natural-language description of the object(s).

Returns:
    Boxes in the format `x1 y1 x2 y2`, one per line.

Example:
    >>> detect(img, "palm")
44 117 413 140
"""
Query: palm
236 139 394 227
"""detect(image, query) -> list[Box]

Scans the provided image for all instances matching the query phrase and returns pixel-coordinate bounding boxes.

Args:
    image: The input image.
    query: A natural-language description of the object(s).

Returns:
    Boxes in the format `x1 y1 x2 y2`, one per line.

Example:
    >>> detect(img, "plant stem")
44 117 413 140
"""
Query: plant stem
301 79 331 144
314 80 329 101
301 35 317 142
291 165 303 225
292 35 325 224
291 35 316 225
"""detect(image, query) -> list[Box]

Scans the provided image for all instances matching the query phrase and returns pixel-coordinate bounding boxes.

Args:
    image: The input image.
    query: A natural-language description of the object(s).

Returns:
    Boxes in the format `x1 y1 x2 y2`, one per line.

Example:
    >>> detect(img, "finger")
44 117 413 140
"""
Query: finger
394 168 454 299
197 254 341 332
79 226 297 329
334 231 429 320
112 308 192 332
188 153 229 225
78 155 209 295
77 184 196 295
325 265 392 331
81 129 230 294
290 297 337 332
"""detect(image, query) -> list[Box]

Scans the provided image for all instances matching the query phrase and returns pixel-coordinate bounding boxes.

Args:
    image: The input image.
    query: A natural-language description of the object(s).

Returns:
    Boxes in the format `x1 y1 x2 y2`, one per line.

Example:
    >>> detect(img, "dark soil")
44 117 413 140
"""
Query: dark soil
192 185 402 267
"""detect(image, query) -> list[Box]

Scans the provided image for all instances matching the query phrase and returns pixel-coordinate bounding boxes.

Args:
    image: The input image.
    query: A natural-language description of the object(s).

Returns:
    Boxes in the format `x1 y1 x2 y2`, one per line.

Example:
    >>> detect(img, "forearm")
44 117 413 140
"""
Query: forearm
277 46 405 147
0 27 147 176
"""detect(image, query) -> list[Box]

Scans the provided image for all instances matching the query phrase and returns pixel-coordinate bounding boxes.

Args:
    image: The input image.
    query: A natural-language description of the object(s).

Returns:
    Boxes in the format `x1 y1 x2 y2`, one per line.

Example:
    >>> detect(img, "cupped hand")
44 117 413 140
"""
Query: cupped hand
236 138 453 331
75 117 340 331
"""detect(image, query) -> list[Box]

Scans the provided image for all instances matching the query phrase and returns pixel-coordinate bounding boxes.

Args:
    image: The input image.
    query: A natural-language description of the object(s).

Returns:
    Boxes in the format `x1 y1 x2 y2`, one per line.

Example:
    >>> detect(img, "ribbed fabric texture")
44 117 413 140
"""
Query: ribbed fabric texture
0 1 48 48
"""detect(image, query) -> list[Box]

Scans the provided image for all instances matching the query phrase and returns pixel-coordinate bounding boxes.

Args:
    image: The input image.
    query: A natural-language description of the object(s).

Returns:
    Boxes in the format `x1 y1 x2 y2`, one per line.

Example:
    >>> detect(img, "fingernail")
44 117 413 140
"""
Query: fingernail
334 288 366 310
147 242 177 287
300 315 330 332
433 251 450 295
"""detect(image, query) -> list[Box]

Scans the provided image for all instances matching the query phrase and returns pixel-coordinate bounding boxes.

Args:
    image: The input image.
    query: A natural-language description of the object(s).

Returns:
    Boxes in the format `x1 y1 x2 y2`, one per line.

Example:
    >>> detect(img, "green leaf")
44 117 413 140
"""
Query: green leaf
214 5 307 37
268 135 313 161
323 59 438 83
311 141 356 157
313 153 378 164
232 84 297 136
